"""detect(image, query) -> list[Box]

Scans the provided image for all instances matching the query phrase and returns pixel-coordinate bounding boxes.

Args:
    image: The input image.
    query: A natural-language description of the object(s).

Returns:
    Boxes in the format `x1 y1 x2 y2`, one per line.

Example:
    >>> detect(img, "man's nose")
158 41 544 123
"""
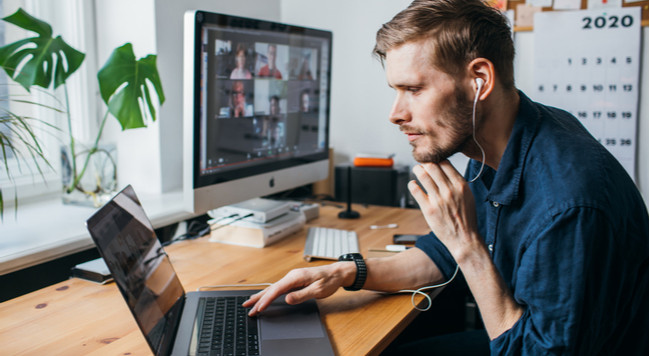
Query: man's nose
389 93 410 125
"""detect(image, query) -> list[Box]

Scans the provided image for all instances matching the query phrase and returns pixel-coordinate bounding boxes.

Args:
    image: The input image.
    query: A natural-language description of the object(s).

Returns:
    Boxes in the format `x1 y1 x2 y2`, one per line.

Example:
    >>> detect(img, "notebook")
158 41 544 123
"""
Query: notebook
86 185 334 356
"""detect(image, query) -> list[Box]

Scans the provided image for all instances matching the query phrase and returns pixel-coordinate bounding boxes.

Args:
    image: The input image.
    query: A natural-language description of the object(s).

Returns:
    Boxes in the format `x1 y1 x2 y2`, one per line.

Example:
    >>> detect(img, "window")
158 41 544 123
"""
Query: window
0 0 97 204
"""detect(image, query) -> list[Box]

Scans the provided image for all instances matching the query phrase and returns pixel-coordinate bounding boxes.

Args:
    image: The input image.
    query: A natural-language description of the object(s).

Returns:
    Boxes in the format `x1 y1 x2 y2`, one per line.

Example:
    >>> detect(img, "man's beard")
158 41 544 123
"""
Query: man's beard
409 85 475 163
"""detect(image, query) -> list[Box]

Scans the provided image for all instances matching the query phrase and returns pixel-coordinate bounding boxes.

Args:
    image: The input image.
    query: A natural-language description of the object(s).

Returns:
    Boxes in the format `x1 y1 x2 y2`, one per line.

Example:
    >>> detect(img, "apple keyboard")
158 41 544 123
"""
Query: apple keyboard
303 227 359 262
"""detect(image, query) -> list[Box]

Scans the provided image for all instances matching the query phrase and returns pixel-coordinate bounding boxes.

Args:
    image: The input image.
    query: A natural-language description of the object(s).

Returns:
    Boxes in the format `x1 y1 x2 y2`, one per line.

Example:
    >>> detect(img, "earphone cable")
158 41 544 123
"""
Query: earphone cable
393 264 460 312
469 85 486 183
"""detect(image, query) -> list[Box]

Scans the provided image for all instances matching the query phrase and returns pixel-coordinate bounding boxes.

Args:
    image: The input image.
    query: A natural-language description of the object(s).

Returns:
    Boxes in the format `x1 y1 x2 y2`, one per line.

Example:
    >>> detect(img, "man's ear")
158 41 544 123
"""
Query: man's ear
467 58 495 101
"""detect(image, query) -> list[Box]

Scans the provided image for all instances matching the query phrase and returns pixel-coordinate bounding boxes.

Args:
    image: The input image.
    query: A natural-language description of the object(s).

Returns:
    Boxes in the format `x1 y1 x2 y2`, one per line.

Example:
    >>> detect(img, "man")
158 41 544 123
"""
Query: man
258 44 283 79
243 0 649 354
269 95 281 116
230 80 253 117
299 89 311 113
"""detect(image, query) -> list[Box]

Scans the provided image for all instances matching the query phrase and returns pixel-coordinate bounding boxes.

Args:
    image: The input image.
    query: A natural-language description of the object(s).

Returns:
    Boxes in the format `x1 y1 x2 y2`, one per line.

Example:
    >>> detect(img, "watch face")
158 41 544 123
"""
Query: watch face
339 253 362 261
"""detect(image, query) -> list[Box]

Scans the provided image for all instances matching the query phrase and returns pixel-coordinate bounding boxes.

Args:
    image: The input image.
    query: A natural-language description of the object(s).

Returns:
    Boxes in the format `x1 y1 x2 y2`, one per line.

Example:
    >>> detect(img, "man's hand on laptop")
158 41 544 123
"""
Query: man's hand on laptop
243 262 357 316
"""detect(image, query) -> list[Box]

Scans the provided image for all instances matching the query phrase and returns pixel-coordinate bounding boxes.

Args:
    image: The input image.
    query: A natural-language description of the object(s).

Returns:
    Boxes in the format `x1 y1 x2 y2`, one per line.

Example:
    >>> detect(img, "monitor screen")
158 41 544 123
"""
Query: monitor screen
183 11 332 214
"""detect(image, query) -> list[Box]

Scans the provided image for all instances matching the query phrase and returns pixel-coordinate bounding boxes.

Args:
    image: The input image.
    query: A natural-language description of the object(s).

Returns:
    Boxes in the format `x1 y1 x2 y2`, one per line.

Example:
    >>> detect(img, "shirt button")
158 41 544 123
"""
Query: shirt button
492 201 500 207
488 244 494 252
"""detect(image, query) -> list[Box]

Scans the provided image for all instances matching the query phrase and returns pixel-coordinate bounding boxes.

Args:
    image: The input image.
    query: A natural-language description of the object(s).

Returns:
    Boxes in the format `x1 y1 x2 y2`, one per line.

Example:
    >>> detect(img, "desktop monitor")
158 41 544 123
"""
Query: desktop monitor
183 10 332 214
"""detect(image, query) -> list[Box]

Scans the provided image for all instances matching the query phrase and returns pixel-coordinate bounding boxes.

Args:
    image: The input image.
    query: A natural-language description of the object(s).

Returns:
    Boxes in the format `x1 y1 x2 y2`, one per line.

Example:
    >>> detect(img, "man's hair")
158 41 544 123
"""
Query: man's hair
373 0 515 89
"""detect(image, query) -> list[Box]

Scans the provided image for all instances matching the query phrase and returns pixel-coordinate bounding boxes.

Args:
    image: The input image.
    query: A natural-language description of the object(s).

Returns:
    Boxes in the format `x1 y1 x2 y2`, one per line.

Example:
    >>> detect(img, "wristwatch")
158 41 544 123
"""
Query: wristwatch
338 253 367 291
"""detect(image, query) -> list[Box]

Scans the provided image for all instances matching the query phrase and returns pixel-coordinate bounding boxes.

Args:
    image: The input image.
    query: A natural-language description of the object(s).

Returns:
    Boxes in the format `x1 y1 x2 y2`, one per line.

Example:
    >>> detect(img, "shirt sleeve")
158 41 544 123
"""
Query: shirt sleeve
490 206 645 355
414 231 457 280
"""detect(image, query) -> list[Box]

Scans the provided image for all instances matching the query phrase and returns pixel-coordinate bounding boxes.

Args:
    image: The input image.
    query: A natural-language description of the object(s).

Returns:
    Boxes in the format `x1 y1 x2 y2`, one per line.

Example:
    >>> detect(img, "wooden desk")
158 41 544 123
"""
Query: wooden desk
0 204 433 355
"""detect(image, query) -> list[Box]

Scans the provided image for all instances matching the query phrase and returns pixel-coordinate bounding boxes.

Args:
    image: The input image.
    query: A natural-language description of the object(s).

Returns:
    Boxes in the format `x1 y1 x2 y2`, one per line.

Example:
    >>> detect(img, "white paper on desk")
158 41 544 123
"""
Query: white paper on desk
531 8 641 181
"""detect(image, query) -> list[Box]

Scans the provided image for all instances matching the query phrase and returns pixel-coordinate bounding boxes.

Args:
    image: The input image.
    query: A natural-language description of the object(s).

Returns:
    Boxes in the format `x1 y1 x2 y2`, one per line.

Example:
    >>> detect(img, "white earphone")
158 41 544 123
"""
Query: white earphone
475 77 485 94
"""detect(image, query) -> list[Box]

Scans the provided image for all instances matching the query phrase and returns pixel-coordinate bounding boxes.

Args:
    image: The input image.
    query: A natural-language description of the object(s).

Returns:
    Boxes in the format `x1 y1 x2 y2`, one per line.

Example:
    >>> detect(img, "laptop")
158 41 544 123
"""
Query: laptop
86 185 334 356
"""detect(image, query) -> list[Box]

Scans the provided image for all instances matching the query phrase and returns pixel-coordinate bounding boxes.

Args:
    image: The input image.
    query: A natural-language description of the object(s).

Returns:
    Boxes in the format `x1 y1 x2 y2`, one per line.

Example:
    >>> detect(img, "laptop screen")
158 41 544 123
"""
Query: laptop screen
86 185 185 355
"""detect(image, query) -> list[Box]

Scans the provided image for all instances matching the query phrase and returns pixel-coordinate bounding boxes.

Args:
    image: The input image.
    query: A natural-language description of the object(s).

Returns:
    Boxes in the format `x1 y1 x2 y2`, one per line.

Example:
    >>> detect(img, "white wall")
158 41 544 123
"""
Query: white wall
95 0 161 195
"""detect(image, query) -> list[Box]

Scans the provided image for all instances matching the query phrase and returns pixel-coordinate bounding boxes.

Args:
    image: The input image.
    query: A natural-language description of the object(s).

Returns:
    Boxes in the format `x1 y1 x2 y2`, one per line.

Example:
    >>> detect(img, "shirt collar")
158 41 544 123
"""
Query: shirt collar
482 91 540 205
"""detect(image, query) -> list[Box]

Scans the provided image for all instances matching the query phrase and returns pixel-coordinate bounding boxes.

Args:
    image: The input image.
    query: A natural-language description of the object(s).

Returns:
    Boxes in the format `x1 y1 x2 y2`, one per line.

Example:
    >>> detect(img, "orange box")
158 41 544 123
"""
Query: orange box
353 157 394 167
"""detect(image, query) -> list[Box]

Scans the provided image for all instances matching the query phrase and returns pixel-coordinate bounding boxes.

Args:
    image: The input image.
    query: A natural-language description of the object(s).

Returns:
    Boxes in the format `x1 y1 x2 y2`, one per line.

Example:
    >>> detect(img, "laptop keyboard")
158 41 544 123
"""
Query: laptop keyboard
197 296 259 356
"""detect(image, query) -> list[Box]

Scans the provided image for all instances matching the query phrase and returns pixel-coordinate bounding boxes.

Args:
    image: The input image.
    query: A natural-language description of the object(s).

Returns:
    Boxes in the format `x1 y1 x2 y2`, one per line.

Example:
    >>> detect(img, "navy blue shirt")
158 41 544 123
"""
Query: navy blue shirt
416 92 648 355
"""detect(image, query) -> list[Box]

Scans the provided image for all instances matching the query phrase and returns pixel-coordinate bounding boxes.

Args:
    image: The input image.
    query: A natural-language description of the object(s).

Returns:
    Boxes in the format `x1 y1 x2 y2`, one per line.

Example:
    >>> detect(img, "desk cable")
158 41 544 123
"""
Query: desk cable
196 283 273 292
209 213 254 231
393 264 460 312
161 213 254 247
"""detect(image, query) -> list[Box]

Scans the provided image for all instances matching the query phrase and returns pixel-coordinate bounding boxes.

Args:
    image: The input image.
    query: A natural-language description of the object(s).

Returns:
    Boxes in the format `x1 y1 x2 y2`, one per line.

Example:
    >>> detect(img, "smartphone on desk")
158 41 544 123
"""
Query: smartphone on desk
393 234 421 244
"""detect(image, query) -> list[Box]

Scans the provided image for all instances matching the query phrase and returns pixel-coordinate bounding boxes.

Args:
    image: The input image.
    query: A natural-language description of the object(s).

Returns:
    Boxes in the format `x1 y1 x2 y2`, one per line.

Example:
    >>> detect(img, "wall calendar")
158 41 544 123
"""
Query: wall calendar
532 7 641 181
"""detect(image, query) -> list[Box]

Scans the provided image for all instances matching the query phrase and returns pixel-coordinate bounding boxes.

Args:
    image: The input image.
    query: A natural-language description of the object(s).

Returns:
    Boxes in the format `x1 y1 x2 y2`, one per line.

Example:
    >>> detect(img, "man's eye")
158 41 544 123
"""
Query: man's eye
407 87 421 93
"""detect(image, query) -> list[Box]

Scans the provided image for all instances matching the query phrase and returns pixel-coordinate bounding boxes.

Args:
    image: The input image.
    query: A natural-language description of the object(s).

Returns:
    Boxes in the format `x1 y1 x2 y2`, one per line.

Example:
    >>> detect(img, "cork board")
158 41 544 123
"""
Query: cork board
507 0 649 31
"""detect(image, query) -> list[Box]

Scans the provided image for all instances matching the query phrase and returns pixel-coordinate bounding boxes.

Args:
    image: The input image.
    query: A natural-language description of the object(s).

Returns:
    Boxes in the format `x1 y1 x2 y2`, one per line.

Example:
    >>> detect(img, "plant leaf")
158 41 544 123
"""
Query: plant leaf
97 43 165 130
0 8 85 91
3 7 52 37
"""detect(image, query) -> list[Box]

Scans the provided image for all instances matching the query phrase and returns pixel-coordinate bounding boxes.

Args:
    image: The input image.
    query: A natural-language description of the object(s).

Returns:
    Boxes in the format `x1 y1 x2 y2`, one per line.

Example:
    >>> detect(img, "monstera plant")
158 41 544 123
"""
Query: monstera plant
0 8 165 209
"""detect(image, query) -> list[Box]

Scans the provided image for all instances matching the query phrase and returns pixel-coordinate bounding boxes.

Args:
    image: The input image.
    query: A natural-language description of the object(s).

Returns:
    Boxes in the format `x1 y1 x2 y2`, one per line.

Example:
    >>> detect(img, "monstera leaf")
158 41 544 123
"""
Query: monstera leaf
0 8 85 91
98 43 165 130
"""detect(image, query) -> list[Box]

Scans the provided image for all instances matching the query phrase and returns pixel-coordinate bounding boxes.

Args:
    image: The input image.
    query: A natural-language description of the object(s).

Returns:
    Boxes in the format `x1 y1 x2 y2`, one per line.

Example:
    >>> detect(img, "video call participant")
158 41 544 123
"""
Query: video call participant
297 53 314 80
258 44 283 79
230 43 253 80
299 89 311 113
230 80 253 118
243 0 648 354
269 95 281 116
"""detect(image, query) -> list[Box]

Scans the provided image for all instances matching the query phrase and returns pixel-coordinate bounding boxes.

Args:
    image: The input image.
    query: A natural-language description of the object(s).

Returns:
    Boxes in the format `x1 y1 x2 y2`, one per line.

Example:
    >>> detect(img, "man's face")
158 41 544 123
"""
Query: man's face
301 93 310 112
270 97 280 115
235 50 246 68
232 81 245 106
268 45 277 67
385 41 474 163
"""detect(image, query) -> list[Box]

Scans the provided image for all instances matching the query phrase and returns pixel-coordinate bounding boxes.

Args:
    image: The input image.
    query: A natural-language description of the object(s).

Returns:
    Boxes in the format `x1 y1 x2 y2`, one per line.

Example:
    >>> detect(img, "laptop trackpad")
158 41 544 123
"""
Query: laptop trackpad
259 298 325 340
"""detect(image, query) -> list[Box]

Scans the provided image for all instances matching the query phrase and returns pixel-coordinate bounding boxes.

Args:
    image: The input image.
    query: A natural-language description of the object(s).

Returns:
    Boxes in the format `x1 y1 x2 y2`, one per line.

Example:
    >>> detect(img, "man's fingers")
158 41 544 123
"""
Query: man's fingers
412 164 438 195
245 269 314 316
242 290 263 308
422 162 451 185
285 280 327 305
437 160 465 185
246 281 293 315
408 180 428 207
423 163 454 198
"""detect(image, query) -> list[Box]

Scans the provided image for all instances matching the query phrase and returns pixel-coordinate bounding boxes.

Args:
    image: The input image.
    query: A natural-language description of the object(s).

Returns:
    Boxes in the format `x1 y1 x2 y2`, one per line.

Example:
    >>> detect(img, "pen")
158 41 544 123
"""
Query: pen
368 245 411 253
369 223 398 229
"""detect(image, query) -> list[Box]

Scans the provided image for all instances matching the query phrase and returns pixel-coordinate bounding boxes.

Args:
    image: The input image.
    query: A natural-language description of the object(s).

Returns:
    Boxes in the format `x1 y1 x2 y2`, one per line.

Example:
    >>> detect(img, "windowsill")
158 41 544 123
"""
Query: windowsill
0 190 196 276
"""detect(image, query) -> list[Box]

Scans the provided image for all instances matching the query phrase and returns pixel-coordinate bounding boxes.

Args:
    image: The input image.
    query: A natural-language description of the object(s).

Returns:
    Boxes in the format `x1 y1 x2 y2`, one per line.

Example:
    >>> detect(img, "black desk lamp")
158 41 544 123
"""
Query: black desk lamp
338 165 360 219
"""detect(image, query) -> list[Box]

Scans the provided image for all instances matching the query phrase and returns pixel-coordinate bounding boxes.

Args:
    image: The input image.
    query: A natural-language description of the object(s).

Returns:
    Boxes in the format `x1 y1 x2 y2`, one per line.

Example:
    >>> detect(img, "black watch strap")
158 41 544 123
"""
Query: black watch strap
338 253 367 291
